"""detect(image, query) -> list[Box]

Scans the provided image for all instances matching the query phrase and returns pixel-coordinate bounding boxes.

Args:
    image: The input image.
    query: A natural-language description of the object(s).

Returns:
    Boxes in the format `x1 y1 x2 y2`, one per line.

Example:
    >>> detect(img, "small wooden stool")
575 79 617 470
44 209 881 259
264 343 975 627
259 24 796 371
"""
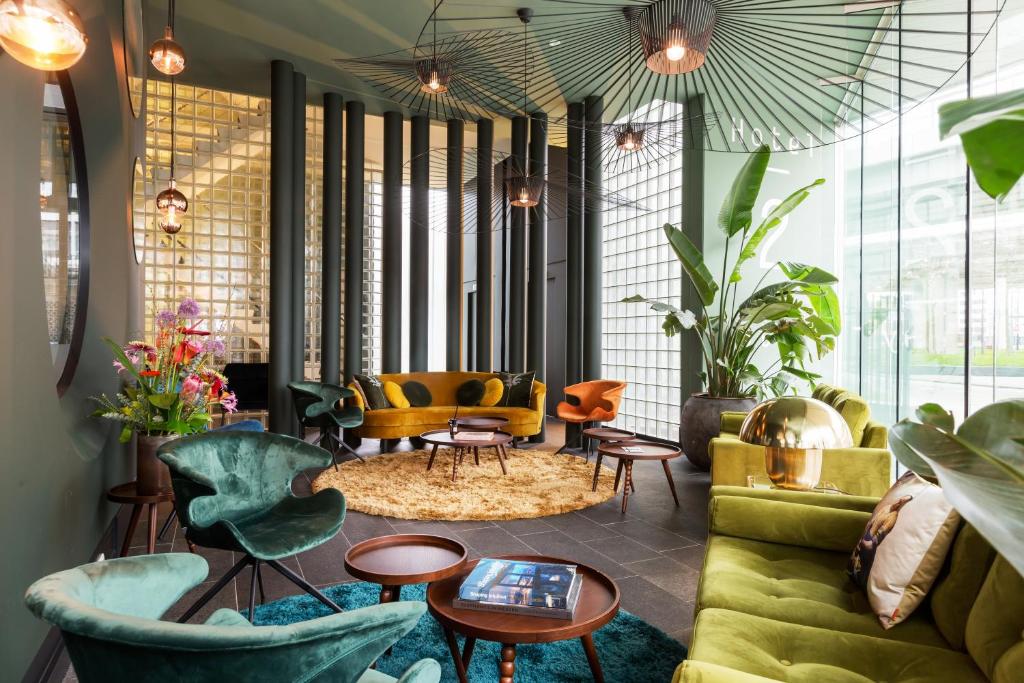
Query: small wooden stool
106 482 184 557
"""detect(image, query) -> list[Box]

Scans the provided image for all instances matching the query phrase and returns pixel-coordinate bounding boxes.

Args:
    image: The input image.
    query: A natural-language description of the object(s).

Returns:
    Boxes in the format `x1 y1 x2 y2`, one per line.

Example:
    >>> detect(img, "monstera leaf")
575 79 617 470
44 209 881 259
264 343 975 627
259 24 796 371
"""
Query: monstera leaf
890 399 1024 578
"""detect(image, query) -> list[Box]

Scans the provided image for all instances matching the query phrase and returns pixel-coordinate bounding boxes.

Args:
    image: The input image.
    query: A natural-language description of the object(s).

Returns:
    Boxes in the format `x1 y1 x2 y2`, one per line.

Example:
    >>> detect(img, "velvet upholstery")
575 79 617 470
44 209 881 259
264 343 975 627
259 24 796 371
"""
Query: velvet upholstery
288 381 364 431
24 554 441 683
345 371 546 439
157 432 346 559
210 419 265 432
678 486 1024 683
555 380 627 424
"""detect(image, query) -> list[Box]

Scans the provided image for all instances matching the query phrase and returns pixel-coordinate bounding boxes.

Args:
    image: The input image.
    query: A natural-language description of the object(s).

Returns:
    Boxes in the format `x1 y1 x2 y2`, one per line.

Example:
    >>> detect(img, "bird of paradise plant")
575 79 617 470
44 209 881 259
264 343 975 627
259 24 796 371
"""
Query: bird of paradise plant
92 298 237 442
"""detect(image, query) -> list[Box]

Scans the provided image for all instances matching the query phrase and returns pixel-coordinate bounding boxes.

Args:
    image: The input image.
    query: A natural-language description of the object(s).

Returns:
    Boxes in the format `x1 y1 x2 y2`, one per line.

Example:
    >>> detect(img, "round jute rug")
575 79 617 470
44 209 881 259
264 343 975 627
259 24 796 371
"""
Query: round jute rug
311 447 617 521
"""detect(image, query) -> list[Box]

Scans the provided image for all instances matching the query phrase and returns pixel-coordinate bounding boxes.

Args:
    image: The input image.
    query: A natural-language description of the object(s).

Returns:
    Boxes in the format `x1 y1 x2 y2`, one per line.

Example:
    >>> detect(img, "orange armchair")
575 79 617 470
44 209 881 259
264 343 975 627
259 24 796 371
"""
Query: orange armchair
555 380 627 454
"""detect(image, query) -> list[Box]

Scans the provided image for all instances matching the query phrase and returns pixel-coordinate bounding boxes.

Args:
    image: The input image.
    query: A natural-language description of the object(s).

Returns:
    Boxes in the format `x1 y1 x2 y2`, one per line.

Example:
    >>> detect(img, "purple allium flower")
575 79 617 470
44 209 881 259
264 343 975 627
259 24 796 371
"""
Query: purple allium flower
155 310 176 328
203 338 226 357
177 297 201 319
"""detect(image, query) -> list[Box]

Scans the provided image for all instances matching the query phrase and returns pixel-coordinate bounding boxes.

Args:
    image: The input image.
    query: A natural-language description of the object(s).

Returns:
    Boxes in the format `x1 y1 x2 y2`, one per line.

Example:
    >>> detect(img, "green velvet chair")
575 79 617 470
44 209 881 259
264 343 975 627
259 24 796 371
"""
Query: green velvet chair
158 431 346 622
288 381 365 466
25 553 441 683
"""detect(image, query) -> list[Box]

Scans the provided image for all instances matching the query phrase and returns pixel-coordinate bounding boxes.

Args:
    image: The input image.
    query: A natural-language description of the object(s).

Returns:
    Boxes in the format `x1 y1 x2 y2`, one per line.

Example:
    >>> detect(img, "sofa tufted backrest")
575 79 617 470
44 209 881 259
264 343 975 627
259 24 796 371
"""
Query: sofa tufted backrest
930 523 998 651
965 554 1024 682
376 371 501 406
811 383 884 448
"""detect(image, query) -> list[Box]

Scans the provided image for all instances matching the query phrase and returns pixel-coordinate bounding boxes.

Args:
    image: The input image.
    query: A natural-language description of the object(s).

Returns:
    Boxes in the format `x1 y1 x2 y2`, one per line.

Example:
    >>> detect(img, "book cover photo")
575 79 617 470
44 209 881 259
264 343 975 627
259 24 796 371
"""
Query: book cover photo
454 558 583 619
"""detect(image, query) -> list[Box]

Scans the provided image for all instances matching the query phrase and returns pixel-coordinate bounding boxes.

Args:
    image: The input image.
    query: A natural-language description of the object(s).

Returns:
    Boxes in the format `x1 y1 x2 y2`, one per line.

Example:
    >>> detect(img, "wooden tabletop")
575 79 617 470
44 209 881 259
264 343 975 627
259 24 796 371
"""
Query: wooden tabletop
344 534 468 586
582 427 636 442
427 554 620 644
106 481 175 504
455 416 510 431
420 429 513 447
597 441 682 461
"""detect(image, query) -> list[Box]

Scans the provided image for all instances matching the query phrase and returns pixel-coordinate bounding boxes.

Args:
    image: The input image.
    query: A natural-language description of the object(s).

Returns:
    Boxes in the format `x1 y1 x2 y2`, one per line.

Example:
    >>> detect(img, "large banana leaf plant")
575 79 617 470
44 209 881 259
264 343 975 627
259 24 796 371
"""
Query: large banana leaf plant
890 401 1024 578
623 145 840 399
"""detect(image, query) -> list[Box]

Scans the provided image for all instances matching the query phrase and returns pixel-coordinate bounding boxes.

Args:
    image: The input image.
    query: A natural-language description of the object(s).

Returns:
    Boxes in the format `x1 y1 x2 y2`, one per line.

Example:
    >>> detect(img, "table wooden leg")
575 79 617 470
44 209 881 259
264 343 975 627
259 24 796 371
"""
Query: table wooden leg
452 449 459 482
146 503 159 554
580 633 605 683
500 643 516 683
661 459 680 507
379 585 401 655
591 453 604 492
621 460 634 514
443 627 469 683
426 444 439 471
474 446 480 465
120 504 143 558
495 444 509 475
612 459 624 492
461 636 476 668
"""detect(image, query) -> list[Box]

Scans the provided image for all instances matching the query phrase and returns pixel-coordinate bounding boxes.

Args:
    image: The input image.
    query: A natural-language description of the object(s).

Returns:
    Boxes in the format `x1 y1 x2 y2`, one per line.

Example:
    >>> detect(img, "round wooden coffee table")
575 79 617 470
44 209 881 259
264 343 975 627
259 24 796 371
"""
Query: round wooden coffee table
421 429 514 482
455 416 509 431
597 441 683 513
106 482 177 557
582 427 636 488
427 554 620 683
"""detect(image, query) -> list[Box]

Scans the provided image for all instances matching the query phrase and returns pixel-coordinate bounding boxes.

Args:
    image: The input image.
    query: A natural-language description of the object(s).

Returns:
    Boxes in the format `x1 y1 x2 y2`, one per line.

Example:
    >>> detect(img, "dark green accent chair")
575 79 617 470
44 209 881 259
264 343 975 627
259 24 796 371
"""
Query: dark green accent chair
158 431 347 622
288 381 365 466
25 554 441 683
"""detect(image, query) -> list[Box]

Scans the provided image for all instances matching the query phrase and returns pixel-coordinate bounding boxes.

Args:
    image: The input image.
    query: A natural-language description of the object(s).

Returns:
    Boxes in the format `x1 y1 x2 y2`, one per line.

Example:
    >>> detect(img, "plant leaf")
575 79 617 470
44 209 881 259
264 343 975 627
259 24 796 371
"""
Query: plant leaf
956 399 1024 467
718 145 770 237
778 262 838 285
939 88 1024 201
806 285 842 335
148 393 178 410
916 403 955 432
663 224 718 307
730 179 825 282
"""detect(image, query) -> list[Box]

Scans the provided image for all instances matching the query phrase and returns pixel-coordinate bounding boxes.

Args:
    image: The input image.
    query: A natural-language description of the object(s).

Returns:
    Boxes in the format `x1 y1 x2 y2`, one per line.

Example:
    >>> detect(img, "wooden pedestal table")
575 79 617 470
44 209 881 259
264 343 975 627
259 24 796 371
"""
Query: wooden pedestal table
454 416 509 432
428 554 620 683
421 429 514 482
582 427 636 488
597 441 683 513
106 482 177 557
344 534 468 657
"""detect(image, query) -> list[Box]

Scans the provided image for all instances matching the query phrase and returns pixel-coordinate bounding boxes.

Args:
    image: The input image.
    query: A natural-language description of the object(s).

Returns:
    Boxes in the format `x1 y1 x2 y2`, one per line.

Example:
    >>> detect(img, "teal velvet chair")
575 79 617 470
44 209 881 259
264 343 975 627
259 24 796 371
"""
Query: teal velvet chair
288 381 365 466
25 553 441 683
158 431 346 622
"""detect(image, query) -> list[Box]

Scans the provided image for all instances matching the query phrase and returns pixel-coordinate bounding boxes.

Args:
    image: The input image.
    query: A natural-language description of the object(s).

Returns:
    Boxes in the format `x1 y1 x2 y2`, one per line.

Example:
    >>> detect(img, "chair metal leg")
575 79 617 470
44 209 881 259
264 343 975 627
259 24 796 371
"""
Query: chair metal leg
265 559 343 613
256 562 266 603
177 555 252 623
555 426 584 455
247 560 260 623
157 507 177 541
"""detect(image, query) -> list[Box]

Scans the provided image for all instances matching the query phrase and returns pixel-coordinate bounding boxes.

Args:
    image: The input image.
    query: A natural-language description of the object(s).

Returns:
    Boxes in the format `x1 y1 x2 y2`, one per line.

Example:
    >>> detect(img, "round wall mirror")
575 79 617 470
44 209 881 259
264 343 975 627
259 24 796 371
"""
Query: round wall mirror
131 157 145 263
123 0 145 117
41 72 89 395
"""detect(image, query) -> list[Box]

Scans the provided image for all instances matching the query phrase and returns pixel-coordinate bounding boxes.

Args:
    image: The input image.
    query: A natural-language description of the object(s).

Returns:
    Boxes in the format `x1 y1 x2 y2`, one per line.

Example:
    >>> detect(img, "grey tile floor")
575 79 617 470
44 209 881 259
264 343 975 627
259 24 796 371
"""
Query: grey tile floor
62 419 709 681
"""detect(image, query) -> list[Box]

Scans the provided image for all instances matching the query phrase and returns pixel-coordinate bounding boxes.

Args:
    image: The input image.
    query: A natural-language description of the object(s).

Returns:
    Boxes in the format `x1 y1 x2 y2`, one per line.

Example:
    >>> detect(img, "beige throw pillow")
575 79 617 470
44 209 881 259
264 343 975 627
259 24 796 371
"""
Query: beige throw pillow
848 471 960 629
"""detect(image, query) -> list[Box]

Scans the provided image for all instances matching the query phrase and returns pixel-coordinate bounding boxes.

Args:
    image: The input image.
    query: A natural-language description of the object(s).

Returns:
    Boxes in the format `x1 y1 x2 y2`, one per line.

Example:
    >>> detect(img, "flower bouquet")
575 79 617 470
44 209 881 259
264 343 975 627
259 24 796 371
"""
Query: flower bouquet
92 298 236 492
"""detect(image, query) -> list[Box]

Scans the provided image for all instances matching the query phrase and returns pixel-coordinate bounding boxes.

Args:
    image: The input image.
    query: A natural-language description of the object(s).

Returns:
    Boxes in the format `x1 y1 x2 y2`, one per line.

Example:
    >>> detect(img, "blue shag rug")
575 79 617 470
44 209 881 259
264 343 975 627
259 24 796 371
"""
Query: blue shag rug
249 581 686 682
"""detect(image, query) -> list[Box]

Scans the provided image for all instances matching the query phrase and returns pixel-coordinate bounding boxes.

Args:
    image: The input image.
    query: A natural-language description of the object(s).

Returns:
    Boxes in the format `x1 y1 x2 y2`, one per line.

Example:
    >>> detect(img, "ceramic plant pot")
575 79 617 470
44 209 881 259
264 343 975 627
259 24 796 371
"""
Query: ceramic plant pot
679 393 757 471
136 433 176 495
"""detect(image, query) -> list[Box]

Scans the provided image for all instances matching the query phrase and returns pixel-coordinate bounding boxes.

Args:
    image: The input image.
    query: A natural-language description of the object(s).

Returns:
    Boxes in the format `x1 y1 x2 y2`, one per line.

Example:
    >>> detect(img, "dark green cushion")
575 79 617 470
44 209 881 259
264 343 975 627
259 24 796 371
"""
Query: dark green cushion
353 374 390 410
456 379 486 406
402 381 432 408
497 371 534 407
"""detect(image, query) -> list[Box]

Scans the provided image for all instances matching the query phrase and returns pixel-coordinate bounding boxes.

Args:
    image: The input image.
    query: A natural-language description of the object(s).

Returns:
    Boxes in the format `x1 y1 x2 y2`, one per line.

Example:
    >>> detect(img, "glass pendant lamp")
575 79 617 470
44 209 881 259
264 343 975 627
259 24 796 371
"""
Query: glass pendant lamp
156 80 188 234
0 0 87 70
149 0 184 75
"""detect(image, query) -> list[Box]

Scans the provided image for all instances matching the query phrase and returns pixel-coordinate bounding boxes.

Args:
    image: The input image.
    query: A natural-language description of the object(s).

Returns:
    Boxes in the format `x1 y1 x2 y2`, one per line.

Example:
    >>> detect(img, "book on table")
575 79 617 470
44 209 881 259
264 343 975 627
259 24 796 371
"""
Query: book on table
453 558 583 619
453 431 494 442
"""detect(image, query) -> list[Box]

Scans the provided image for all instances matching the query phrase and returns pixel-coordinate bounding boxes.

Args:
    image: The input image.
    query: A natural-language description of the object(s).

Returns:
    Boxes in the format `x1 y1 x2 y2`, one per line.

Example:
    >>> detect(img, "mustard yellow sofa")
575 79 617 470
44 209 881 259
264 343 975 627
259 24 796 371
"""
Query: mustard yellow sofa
709 383 893 498
346 371 546 442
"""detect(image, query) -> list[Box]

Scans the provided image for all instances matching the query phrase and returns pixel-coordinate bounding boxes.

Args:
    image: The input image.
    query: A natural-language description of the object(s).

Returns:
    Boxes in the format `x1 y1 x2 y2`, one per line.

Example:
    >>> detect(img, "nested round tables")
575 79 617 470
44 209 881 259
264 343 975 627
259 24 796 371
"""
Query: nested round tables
106 482 176 557
597 441 683 513
454 416 509 431
421 429 514 482
427 554 620 683
582 427 636 486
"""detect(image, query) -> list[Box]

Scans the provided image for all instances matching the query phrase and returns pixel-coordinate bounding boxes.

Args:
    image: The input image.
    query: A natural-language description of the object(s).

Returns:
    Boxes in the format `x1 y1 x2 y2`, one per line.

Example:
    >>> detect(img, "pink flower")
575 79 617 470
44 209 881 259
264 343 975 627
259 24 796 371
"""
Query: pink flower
181 374 203 397
112 359 126 373
220 391 238 413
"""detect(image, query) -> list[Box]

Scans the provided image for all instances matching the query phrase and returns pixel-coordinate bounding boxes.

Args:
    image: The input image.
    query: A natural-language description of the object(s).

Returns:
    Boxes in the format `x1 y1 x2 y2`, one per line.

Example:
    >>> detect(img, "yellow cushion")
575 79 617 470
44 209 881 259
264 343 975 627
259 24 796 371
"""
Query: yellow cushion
347 382 365 410
480 378 504 407
383 381 410 409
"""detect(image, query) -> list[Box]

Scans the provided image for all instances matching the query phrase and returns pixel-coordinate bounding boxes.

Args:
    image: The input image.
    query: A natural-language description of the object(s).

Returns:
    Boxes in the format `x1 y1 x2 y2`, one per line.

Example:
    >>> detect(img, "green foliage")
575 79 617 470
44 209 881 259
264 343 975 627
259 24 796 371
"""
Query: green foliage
939 88 1024 201
890 400 1024 579
623 145 836 399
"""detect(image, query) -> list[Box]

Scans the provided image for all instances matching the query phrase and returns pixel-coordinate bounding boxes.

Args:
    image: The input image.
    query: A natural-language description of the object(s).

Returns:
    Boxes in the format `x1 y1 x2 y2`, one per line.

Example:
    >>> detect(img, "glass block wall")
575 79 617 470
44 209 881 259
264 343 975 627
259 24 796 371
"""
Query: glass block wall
602 150 683 440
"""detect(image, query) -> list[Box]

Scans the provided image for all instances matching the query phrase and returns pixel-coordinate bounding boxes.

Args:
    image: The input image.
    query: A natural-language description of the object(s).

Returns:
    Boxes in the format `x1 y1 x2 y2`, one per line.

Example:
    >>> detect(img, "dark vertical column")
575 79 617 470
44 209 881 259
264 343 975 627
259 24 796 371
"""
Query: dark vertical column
475 118 494 372
320 92 343 384
409 115 430 371
344 101 365 383
528 112 547 440
509 116 528 372
382 111 403 373
446 119 464 371
681 95 705 411
582 95 603 381
269 60 294 435
565 102 584 443
291 73 306 404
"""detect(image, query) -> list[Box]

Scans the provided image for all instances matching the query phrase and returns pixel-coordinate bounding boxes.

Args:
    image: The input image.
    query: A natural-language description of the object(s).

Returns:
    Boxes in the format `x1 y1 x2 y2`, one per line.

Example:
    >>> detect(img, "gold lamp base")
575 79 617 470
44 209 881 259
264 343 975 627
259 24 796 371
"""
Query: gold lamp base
765 447 823 491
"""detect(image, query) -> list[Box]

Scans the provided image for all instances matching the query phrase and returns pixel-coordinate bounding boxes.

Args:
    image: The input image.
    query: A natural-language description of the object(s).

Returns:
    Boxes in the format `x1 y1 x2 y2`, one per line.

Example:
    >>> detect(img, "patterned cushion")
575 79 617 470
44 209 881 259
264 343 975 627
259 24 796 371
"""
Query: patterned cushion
352 373 390 410
497 371 535 408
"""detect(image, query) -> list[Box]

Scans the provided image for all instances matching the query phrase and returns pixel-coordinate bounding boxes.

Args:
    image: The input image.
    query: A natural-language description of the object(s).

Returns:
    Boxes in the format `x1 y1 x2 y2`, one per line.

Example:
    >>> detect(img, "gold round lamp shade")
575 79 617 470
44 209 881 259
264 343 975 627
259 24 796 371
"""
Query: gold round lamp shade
738 396 852 491
149 25 185 75
0 0 87 71
639 0 716 76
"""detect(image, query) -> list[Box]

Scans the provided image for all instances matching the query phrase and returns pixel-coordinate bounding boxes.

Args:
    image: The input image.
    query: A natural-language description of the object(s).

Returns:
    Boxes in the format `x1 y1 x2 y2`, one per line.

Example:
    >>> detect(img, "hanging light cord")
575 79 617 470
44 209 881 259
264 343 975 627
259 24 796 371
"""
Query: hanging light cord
626 14 632 126
522 19 527 111
168 0 175 31
169 77 176 180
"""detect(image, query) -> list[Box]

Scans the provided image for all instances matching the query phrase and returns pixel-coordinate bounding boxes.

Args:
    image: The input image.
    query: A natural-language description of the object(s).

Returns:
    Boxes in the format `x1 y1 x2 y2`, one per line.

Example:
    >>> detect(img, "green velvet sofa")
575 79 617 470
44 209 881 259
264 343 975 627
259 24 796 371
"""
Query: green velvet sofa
711 384 893 497
673 486 1024 683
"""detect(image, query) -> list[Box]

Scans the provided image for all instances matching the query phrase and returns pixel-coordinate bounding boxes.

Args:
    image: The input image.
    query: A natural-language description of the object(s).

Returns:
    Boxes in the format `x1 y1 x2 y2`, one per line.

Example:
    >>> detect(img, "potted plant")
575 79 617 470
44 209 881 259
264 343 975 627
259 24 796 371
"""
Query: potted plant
92 298 237 493
624 145 840 469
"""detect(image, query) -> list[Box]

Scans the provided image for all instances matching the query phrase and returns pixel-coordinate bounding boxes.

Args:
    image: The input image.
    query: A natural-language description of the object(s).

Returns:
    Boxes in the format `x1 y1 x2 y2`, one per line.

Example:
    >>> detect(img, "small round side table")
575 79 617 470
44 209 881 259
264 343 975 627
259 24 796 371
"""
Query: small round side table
582 427 636 489
106 482 175 557
455 416 509 432
596 441 683 513
420 429 514 482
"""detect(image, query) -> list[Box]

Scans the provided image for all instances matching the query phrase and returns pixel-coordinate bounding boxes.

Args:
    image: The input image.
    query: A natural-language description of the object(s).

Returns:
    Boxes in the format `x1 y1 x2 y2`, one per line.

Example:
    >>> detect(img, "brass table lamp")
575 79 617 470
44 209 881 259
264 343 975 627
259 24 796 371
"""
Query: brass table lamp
738 397 853 491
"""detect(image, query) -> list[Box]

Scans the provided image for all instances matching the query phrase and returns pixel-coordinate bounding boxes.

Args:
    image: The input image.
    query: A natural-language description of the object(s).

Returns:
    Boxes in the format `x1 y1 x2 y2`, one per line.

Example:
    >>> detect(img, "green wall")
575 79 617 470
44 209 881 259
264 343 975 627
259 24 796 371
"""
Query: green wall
0 0 143 675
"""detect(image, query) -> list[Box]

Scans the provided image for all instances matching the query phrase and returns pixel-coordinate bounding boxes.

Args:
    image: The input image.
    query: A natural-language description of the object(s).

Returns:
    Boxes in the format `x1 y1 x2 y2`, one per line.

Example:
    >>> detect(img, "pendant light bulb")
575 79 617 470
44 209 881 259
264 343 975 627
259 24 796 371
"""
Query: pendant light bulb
156 178 187 234
0 0 87 70
665 44 685 61
149 24 185 75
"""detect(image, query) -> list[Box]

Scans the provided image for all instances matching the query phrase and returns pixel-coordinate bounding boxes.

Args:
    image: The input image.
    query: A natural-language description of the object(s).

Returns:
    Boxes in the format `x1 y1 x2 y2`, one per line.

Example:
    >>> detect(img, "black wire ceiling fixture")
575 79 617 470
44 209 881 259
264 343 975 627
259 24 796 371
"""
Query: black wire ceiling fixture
340 0 1005 153
504 8 544 209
